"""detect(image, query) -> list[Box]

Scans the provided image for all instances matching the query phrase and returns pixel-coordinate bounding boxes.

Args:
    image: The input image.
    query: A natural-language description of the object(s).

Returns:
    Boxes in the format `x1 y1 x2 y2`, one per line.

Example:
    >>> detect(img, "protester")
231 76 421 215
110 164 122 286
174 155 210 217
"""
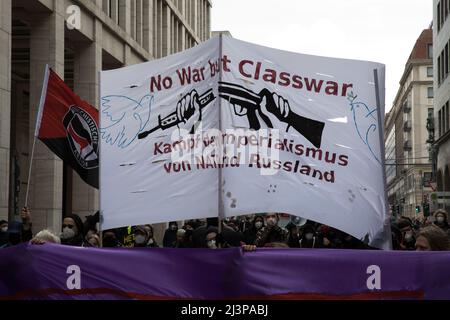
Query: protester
144 224 158 247
84 231 100 248
133 225 150 247
244 215 264 245
299 223 319 248
163 221 178 247
0 221 22 248
192 218 217 248
415 225 450 251
433 209 450 233
255 213 288 247
205 227 219 249
396 218 416 250
238 215 253 233
60 214 85 246
102 229 121 248
31 229 61 245
286 222 301 248
20 207 33 242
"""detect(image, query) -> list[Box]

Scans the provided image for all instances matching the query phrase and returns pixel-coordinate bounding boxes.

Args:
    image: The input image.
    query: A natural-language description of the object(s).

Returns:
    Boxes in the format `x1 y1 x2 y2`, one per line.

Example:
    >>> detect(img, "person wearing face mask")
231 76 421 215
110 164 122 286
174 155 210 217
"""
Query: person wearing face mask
243 215 264 245
397 218 416 250
205 227 219 249
144 224 159 247
133 226 150 247
163 221 179 247
255 213 288 247
299 224 318 248
60 214 85 247
433 209 450 233
102 229 121 248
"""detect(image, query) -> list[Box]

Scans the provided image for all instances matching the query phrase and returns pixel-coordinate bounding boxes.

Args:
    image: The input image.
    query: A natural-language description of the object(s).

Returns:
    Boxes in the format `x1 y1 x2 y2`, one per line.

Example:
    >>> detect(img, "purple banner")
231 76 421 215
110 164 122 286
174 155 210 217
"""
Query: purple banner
1 243 449 300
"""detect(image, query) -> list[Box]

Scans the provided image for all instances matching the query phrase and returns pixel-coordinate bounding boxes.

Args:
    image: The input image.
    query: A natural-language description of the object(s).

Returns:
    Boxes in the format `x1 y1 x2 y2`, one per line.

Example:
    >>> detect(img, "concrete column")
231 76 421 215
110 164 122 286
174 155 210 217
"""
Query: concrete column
72 19 102 221
143 0 154 55
119 0 131 34
110 0 119 23
28 0 65 234
136 0 143 45
0 0 11 221
162 2 171 56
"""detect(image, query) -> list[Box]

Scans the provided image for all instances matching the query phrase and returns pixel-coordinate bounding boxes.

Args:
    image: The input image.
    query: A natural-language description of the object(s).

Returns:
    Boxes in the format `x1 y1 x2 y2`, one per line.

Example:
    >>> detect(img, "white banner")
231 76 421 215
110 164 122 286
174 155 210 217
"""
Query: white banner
100 36 390 248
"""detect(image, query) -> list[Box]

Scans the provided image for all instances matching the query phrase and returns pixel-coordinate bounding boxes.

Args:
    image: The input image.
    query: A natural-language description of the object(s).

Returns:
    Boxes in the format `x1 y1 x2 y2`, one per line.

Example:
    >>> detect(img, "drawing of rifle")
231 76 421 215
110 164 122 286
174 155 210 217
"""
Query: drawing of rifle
218 81 325 148
138 89 216 139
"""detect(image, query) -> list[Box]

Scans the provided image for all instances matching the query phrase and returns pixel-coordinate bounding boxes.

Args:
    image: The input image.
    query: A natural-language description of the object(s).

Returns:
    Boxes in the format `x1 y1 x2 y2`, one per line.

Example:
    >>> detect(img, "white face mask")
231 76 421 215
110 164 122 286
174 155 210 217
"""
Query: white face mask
61 227 75 239
207 240 217 249
1 226 7 233
170 225 177 231
404 232 414 242
134 234 146 245
305 233 314 241
266 217 277 227
255 221 263 229
437 216 445 224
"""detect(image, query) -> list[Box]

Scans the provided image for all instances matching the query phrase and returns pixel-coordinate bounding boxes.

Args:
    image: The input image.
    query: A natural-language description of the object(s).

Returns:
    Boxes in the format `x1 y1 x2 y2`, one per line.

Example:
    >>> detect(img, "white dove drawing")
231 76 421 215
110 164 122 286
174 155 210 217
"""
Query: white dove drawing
347 92 381 165
100 94 154 149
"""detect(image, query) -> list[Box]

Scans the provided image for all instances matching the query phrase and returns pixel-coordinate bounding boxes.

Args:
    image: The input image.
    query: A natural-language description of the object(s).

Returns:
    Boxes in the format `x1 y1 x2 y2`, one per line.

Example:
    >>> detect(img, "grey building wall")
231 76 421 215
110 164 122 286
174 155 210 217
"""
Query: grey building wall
0 0 212 243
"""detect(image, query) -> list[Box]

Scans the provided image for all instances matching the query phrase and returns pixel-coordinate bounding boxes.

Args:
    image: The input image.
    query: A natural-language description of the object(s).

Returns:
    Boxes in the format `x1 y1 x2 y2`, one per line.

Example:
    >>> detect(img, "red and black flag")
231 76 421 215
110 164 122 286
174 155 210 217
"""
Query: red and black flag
35 65 99 188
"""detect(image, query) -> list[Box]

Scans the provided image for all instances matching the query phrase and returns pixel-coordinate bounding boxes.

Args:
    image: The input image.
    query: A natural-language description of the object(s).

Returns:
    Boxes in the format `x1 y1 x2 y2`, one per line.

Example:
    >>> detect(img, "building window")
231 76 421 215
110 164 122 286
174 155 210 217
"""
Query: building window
427 44 433 59
438 1 441 31
427 66 433 77
443 101 450 133
427 87 434 98
438 56 442 85
446 43 449 77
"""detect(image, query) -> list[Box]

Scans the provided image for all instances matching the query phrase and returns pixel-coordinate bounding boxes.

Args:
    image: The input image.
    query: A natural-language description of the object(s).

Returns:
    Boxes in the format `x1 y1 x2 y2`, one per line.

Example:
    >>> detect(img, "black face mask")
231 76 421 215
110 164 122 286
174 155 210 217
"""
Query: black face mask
103 237 118 247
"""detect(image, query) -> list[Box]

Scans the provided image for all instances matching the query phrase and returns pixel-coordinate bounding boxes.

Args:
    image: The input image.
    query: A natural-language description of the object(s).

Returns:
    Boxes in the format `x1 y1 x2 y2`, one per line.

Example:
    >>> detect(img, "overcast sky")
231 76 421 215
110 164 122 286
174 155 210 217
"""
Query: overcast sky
211 0 433 113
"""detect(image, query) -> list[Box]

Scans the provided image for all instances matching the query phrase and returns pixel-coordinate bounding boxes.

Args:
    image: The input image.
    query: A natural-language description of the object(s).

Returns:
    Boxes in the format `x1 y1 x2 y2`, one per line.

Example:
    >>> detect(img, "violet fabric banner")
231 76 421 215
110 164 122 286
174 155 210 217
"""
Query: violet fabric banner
1 243 449 300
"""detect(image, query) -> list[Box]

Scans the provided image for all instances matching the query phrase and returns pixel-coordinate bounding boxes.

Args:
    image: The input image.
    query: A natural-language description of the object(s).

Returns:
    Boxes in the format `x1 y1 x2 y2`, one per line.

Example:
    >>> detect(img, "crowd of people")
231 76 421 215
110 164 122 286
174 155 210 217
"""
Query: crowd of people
1 207 450 251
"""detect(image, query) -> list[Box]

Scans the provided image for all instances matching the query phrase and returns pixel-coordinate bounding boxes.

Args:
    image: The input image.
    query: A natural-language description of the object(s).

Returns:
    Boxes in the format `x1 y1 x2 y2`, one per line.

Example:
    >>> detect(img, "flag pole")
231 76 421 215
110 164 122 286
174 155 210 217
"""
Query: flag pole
25 65 50 208
98 69 103 248
218 33 224 239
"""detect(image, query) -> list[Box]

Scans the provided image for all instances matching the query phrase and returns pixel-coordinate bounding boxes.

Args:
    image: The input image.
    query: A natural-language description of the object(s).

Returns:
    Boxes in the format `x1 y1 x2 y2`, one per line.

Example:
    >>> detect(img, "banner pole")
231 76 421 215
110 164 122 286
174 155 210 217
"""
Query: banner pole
218 33 224 237
25 65 50 208
98 69 103 248
24 137 37 208
373 68 392 250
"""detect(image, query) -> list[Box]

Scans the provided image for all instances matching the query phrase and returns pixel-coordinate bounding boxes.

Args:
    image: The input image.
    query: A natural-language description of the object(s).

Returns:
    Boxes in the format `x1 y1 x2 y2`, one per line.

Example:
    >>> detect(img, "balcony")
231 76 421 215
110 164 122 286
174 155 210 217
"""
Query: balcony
403 103 411 113
404 140 412 151
403 120 412 132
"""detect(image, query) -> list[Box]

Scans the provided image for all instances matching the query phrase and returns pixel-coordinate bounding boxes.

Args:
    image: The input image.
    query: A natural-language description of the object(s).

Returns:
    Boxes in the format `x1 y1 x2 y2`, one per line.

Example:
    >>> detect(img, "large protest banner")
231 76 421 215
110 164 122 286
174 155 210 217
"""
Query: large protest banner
100 36 389 248
1 243 450 300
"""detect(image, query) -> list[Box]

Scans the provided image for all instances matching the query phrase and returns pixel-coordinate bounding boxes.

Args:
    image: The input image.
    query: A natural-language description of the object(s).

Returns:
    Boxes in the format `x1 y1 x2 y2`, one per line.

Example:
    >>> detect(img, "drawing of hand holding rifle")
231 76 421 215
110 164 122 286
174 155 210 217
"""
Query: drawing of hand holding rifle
218 82 325 148
138 83 325 149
